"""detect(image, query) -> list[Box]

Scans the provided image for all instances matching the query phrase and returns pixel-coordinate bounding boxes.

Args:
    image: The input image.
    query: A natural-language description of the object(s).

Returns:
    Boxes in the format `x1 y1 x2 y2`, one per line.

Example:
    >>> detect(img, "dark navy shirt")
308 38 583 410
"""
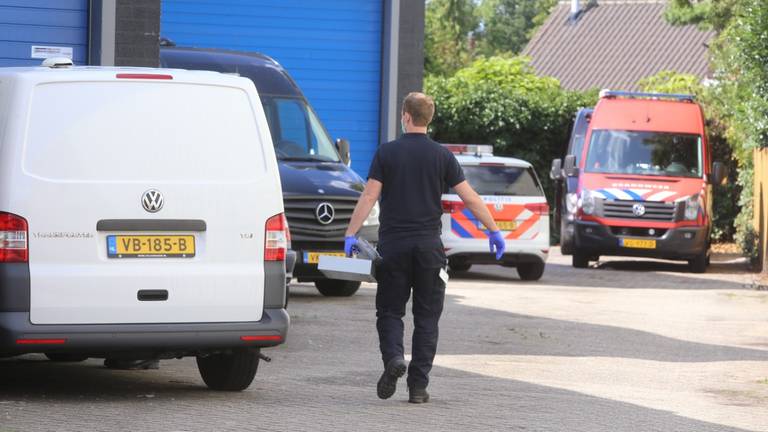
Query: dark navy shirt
368 133 465 241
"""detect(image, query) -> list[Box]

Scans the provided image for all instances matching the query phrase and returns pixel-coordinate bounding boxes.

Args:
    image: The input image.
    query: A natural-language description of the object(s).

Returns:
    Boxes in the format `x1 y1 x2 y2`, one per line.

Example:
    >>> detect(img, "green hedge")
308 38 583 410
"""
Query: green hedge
425 56 597 226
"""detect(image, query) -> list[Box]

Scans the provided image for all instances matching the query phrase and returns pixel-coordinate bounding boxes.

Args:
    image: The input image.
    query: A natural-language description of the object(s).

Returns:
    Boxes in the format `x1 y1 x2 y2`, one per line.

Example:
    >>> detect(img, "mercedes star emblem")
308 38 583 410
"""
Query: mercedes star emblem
142 189 164 213
315 202 335 225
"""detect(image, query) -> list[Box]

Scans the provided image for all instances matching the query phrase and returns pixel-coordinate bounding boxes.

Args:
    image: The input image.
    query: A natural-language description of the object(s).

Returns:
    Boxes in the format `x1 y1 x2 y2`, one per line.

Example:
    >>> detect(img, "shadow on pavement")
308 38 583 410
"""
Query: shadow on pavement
448 255 751 290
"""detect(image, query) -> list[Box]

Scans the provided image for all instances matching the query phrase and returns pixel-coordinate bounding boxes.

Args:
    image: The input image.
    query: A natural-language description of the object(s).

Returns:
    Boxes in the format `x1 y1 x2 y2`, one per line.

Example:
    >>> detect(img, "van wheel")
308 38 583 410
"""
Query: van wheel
315 279 361 297
689 253 707 273
560 219 573 255
45 353 88 362
448 259 471 272
517 262 545 281
572 252 589 269
197 349 259 391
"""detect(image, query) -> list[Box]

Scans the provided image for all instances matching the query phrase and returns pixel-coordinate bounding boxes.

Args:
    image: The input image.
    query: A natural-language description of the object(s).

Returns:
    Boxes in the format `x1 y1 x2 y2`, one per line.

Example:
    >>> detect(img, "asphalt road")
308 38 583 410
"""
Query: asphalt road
1 250 767 432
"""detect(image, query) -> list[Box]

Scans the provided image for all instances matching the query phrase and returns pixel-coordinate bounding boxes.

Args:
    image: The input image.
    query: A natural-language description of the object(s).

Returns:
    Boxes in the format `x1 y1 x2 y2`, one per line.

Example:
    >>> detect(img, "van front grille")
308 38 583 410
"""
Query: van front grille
602 200 676 222
283 196 358 242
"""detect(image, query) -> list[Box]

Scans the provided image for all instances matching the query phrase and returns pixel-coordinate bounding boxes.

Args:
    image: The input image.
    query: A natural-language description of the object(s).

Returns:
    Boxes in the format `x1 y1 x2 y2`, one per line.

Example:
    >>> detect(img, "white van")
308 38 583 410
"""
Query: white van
0 59 289 391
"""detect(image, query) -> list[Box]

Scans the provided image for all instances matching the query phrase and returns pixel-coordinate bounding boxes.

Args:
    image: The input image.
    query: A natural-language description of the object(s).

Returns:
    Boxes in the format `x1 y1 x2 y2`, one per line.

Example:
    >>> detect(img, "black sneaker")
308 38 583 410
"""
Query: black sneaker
408 387 430 404
377 357 407 399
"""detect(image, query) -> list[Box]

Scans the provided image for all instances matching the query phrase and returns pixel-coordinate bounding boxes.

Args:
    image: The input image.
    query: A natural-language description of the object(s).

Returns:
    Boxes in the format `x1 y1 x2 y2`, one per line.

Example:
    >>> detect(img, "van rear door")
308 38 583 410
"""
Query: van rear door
16 76 281 325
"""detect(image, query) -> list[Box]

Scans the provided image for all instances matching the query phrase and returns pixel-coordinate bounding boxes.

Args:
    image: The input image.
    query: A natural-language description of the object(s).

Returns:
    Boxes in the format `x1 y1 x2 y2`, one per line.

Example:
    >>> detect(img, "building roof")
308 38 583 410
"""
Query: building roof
522 0 715 91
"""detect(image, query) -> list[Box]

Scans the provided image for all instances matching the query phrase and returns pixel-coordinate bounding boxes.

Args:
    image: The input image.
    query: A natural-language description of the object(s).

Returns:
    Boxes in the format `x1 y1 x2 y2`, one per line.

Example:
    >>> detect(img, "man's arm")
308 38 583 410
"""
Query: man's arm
345 179 383 237
454 181 499 232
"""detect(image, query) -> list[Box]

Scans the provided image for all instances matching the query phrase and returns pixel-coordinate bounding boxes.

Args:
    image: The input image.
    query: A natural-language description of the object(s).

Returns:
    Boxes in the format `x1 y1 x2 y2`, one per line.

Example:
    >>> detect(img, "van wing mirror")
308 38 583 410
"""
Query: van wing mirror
710 161 727 185
335 138 351 166
563 154 579 177
550 158 563 180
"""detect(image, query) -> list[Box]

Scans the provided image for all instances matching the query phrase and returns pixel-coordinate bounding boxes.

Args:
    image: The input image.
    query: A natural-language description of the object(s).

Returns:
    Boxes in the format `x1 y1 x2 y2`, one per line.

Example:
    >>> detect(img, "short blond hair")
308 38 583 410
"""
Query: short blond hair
402 92 435 127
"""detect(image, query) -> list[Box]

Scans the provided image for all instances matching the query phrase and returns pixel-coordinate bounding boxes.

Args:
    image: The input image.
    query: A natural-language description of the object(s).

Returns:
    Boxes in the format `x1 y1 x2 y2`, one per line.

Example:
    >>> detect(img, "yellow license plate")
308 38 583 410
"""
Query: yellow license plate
305 251 345 264
620 238 656 249
107 235 195 258
479 221 517 231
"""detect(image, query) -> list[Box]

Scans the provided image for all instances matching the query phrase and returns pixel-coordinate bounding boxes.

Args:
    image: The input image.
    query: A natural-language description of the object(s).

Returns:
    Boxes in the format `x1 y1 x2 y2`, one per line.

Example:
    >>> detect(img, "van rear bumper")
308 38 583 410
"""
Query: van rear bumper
573 221 709 259
0 308 289 357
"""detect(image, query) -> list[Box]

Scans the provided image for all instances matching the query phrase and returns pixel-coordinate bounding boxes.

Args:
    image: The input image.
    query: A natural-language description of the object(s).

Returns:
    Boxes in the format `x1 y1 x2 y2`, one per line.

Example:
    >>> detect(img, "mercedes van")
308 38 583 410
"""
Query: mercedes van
160 47 379 297
551 90 726 272
0 59 289 391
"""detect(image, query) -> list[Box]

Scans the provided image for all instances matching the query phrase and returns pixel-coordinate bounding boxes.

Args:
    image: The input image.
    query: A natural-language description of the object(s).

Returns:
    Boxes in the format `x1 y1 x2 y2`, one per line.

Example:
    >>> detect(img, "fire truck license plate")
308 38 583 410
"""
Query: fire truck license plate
620 238 656 249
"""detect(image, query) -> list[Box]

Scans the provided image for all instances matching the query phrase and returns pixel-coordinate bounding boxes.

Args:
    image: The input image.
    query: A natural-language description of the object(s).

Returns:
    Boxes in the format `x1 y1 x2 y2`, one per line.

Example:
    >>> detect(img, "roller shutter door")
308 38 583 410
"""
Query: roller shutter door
0 0 89 66
162 0 383 176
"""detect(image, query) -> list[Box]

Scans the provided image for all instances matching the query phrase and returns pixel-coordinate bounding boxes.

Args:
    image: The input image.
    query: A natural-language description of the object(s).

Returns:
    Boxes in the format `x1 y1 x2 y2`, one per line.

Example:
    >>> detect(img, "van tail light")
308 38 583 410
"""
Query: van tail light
0 212 28 263
441 200 465 214
524 203 550 215
265 213 288 261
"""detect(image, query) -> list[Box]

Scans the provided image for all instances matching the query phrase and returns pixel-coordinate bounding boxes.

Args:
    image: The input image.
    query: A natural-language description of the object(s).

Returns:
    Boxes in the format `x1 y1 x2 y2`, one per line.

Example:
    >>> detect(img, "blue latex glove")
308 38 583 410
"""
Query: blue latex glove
488 230 506 260
344 235 359 257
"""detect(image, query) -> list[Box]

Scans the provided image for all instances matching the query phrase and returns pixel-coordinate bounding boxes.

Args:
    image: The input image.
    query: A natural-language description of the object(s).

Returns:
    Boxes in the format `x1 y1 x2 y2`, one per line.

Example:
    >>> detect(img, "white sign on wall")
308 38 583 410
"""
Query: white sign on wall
31 45 74 59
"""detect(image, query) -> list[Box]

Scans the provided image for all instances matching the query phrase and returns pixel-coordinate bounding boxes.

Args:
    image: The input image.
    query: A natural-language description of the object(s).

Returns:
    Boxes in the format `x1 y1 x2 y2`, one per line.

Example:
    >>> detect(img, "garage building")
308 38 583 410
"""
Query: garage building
0 0 424 176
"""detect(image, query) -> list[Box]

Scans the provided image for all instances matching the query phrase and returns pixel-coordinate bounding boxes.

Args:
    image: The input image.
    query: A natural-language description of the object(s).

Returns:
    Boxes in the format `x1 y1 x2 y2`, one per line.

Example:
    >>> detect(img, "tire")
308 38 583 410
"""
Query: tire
448 259 471 272
197 349 259 391
572 251 589 269
689 253 707 273
517 262 545 281
45 353 88 362
560 218 573 255
315 279 361 297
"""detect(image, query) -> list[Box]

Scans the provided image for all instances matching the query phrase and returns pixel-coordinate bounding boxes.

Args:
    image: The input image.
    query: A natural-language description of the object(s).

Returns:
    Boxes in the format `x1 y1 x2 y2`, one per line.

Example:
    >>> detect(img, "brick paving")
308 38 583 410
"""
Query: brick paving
1 251 767 432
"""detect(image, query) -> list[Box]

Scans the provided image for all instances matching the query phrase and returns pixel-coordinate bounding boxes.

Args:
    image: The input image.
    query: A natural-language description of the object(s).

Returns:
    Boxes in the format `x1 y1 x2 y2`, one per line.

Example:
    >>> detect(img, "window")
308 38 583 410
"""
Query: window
263 97 339 162
454 165 544 196
585 130 702 178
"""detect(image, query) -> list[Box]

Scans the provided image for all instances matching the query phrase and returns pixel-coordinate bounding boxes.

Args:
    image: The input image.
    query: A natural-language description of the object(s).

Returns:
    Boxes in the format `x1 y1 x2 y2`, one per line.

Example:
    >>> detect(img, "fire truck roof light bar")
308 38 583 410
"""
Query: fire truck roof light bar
599 89 695 102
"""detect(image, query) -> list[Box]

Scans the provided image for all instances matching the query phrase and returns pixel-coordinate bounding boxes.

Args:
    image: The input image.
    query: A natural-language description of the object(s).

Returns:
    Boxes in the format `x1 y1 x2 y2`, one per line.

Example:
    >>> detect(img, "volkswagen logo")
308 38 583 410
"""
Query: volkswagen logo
632 203 646 217
315 202 335 225
142 189 164 213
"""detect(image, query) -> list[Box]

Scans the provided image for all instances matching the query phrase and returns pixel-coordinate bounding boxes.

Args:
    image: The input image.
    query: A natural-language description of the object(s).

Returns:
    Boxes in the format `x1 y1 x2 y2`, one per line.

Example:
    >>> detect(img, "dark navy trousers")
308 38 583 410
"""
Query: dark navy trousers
375 236 447 389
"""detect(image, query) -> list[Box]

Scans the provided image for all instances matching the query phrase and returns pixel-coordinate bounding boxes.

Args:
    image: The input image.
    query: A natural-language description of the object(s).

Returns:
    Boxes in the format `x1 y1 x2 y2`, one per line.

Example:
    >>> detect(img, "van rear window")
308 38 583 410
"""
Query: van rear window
24 82 265 182
454 165 543 196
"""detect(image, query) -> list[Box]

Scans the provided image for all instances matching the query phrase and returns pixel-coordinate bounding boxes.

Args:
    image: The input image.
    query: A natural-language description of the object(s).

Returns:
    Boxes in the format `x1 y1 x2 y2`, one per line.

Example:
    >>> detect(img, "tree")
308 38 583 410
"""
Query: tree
474 0 556 57
424 0 478 76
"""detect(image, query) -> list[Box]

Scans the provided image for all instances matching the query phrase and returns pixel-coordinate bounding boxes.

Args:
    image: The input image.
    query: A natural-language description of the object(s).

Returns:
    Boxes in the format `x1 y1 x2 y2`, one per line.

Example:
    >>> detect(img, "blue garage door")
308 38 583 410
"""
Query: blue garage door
162 0 382 177
0 0 89 66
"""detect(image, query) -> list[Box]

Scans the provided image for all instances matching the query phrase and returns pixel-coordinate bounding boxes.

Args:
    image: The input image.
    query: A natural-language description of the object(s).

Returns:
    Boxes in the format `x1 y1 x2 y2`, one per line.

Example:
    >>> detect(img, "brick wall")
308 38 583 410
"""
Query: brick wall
397 0 426 102
115 0 160 67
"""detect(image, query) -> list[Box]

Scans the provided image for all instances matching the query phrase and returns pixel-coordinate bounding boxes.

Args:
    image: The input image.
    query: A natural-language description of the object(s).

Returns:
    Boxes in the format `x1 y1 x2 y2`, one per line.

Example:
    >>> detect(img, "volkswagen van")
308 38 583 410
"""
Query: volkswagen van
0 59 288 391
552 90 726 272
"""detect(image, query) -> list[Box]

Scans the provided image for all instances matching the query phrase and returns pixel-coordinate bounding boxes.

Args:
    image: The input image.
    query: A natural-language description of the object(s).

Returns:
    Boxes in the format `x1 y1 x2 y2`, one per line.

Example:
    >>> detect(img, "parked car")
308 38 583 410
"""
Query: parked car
552 108 593 255
551 90 727 272
0 58 288 391
440 145 550 280
161 47 378 297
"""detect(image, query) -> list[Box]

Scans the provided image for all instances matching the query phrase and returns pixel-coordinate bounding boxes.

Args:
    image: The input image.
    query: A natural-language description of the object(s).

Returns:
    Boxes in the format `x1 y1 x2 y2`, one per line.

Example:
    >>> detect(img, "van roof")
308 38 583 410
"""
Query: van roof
591 97 705 135
159 47 303 98
0 65 252 88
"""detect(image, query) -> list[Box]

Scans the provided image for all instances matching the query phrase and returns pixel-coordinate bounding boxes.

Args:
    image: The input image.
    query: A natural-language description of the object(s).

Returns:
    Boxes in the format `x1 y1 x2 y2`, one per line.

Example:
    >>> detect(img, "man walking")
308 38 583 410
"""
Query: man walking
344 92 506 403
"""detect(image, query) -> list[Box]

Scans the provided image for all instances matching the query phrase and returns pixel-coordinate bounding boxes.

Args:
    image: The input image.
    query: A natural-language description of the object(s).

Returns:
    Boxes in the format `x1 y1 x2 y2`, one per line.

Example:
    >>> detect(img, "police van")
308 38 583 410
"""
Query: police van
441 145 549 280
0 59 288 391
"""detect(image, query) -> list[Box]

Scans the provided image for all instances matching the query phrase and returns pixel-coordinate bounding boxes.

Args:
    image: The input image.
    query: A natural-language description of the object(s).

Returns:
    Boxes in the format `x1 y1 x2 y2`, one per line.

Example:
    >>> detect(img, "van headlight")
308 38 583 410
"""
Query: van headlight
363 202 380 226
580 189 596 215
684 195 700 220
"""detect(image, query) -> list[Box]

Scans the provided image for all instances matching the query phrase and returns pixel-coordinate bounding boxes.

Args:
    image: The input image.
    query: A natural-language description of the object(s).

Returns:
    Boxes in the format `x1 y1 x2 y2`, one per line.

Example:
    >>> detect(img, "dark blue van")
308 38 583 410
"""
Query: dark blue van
161 47 378 297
